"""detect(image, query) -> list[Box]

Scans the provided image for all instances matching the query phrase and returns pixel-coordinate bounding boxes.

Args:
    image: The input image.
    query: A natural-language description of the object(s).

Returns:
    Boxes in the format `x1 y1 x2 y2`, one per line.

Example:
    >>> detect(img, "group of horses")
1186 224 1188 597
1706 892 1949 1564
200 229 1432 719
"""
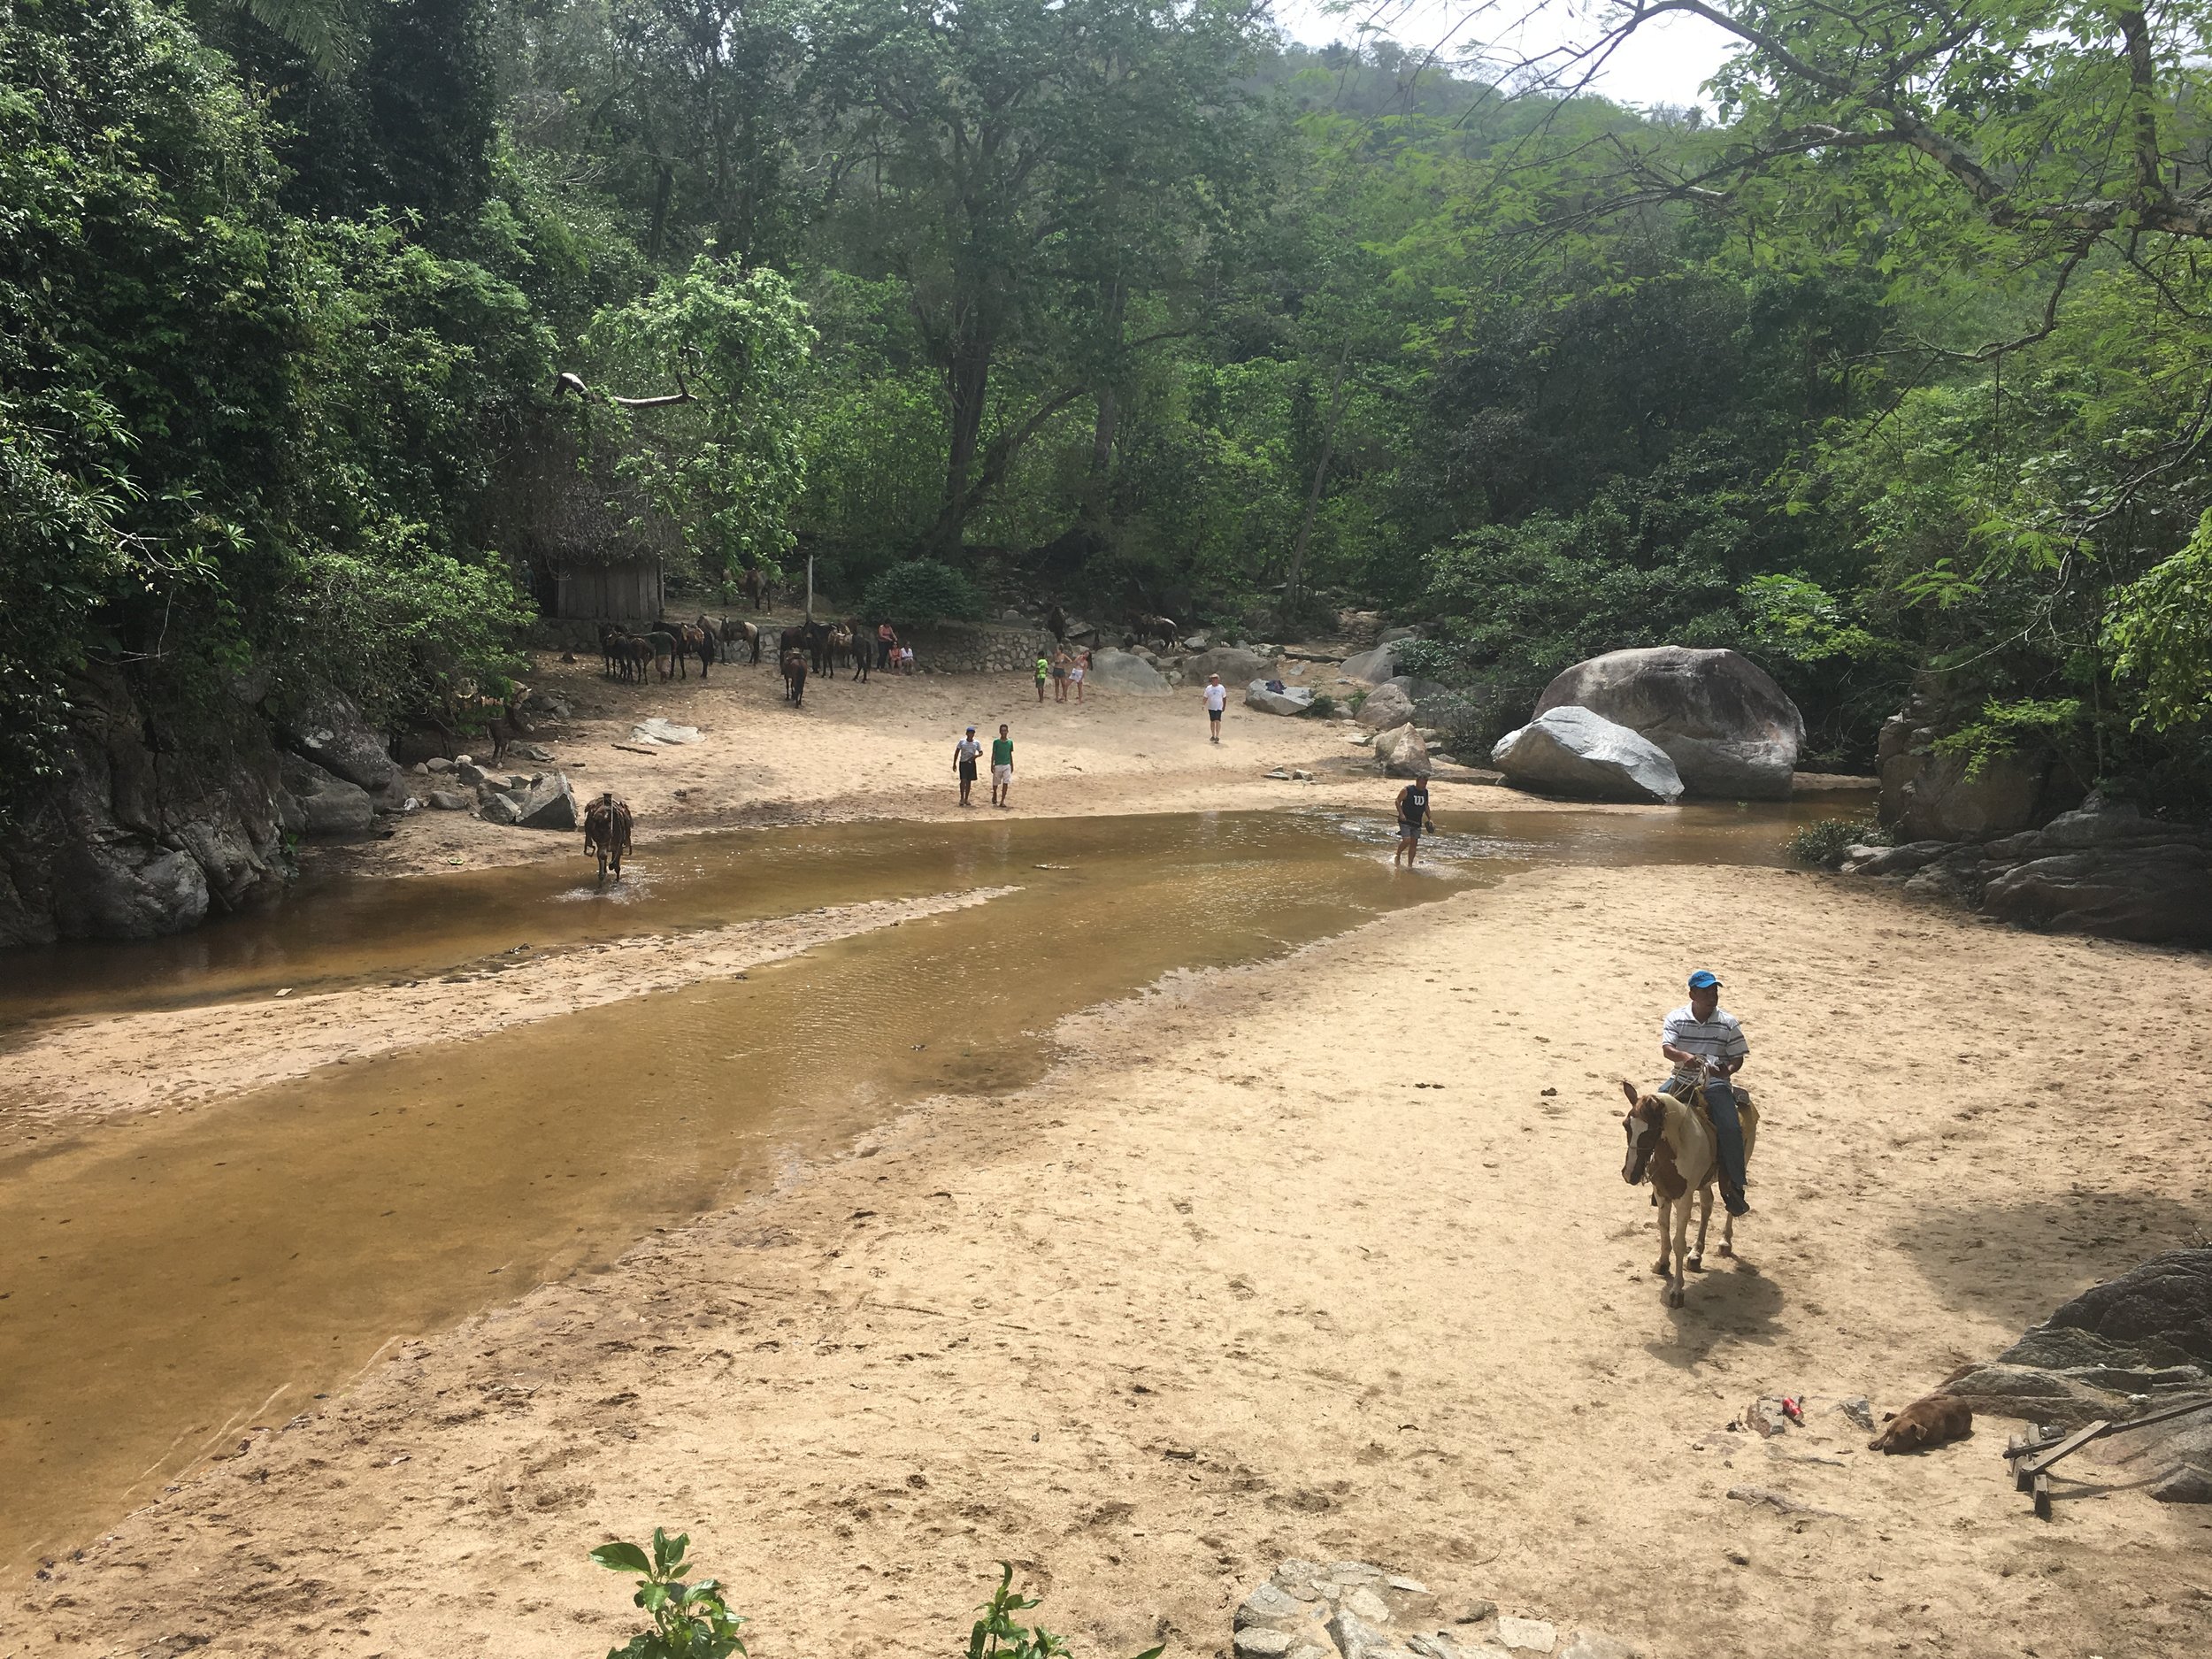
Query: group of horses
594 614 884 710
596 618 739 683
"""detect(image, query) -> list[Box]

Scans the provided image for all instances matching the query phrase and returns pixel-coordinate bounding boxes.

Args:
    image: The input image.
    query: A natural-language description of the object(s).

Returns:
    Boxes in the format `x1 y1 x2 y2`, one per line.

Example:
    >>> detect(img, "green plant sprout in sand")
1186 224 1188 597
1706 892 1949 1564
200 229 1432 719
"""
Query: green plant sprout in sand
590 1542 1163 1659
591 1529 747 1659
968 1563 1165 1659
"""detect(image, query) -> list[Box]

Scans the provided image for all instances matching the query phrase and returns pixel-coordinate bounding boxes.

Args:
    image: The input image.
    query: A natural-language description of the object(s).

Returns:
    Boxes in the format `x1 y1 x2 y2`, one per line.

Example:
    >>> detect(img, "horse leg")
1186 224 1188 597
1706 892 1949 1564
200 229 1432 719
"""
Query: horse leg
1667 1197 1692 1307
1718 1210 1737 1259
1652 1195 1673 1279
1687 1186 1713 1271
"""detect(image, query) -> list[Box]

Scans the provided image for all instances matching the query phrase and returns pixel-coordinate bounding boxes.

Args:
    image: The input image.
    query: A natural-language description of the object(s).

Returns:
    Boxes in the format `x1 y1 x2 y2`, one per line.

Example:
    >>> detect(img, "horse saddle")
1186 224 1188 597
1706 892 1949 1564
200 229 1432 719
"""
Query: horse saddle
1671 1081 1760 1162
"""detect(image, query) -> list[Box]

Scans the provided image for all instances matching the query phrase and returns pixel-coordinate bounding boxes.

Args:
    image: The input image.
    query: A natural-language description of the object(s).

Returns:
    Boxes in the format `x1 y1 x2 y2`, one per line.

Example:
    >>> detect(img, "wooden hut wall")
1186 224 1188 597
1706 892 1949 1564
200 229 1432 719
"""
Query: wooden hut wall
556 559 663 621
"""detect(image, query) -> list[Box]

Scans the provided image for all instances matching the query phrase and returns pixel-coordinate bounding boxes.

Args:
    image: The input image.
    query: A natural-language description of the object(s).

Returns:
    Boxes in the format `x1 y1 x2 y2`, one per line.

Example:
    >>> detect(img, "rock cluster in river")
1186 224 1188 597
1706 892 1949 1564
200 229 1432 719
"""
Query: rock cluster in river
1840 796 2212 945
1234 1559 1640 1659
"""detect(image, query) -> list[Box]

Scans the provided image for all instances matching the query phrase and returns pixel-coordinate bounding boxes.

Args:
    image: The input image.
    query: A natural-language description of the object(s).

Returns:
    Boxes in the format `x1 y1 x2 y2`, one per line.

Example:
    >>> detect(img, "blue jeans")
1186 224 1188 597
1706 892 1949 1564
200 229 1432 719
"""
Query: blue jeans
1663 1075 1748 1212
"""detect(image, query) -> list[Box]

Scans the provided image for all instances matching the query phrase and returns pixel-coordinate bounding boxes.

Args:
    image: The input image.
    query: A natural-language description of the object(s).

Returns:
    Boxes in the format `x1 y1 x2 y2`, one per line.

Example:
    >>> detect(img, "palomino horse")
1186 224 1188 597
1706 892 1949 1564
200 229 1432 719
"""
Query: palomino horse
1618 1078 1760 1307
582 793 634 882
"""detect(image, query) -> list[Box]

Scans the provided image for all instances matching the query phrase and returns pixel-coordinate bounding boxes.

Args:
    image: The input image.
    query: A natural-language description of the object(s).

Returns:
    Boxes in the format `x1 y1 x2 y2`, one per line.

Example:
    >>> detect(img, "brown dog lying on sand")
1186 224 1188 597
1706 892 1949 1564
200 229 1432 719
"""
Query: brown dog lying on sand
1870 1391 1975 1453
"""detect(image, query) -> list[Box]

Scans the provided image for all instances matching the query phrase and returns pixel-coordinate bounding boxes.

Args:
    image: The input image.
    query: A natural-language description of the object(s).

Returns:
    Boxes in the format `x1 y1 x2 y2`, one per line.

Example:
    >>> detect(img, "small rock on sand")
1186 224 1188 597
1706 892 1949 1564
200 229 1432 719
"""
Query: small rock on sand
1495 1617 1556 1654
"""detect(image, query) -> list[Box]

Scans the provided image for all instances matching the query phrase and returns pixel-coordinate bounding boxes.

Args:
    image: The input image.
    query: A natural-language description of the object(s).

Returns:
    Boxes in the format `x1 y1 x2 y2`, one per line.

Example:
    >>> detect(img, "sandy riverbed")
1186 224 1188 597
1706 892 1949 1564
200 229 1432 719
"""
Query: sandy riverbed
10 856 2210 1658
323 643 1612 882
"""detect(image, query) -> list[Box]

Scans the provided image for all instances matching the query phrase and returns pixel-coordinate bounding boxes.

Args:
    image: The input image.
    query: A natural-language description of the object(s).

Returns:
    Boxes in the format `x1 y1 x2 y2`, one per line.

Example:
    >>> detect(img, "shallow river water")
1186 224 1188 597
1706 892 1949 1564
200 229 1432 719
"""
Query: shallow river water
0 799 1862 1567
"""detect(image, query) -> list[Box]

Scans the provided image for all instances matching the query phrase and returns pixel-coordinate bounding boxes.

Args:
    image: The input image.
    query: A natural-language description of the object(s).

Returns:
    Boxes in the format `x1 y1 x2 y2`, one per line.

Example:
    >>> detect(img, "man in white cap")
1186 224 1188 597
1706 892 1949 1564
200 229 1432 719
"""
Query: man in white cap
1659 969 1751 1215
1203 672 1227 742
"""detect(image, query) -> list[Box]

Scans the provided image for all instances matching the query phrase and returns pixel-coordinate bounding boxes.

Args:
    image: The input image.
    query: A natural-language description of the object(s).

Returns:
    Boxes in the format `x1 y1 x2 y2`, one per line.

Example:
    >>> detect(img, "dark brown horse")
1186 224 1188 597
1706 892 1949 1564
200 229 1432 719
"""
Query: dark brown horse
614 634 653 682
1133 612 1179 652
740 567 767 611
582 793 634 882
780 649 809 706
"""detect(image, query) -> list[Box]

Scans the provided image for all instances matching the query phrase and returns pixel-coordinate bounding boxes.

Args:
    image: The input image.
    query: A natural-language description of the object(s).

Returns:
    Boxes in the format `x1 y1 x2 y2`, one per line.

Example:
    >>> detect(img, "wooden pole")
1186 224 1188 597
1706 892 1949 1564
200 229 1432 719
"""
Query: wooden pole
806 555 814 624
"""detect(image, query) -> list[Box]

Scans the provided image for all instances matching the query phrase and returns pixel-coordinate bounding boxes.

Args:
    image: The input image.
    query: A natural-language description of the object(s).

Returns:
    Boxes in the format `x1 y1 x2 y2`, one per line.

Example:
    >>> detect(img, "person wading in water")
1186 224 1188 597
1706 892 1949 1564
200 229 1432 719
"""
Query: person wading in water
1393 776 1434 866
1659 970 1752 1216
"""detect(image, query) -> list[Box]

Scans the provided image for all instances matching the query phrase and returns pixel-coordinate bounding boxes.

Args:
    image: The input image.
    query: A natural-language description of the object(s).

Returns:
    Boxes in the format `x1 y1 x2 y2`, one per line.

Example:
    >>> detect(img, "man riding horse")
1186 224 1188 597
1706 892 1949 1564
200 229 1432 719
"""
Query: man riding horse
1658 969 1751 1217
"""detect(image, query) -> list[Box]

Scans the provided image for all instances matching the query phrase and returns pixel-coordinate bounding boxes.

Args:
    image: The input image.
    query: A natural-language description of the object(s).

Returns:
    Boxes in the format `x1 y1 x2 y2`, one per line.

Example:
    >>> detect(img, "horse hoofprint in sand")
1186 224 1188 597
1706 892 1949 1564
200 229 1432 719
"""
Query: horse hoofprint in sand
1619 1078 1760 1307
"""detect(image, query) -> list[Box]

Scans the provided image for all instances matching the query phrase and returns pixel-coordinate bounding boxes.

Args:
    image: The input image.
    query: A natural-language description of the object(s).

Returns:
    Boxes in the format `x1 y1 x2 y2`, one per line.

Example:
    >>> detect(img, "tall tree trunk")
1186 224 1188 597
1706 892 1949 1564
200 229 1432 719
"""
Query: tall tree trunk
1090 383 1118 478
1286 352 1353 605
928 334 995 555
647 161 672 264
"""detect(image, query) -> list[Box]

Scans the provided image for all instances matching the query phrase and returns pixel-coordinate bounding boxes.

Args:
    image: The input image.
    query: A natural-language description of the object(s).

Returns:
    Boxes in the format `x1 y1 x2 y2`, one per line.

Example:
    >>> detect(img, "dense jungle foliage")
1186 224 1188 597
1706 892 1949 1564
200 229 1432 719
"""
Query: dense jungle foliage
6 0 2212 808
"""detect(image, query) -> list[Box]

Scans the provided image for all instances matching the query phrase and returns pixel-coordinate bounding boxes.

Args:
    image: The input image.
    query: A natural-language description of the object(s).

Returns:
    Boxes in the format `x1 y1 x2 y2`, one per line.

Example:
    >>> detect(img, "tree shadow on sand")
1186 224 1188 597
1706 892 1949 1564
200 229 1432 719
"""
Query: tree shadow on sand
1891 1191 2212 1326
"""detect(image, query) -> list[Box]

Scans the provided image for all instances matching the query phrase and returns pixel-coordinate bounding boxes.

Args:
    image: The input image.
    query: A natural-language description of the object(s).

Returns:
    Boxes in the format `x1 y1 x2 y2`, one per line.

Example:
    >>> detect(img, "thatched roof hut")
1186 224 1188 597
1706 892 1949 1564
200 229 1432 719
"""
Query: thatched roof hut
488 425 684 622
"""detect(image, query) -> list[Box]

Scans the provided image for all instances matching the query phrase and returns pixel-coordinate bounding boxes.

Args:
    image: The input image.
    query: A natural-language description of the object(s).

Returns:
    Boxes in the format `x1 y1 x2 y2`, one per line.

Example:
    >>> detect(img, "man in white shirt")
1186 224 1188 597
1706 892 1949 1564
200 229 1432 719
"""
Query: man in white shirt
1659 969 1751 1216
952 726 983 807
1203 673 1227 742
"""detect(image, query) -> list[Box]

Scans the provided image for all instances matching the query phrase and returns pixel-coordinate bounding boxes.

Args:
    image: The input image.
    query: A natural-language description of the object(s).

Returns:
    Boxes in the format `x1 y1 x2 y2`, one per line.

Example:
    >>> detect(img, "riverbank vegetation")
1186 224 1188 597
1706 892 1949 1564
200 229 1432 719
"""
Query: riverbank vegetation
6 0 2212 810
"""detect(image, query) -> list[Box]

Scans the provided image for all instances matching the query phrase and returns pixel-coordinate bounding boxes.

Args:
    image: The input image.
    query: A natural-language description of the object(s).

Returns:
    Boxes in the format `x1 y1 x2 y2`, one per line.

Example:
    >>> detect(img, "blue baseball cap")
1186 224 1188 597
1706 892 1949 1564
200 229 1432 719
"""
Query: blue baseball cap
1687 970 1722 990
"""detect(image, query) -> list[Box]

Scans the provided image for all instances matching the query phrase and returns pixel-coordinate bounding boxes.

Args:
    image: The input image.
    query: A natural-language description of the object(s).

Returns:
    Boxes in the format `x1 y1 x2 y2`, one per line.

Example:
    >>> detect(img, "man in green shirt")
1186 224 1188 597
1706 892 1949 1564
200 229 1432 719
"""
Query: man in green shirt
990 723 1015 807
1034 655 1049 702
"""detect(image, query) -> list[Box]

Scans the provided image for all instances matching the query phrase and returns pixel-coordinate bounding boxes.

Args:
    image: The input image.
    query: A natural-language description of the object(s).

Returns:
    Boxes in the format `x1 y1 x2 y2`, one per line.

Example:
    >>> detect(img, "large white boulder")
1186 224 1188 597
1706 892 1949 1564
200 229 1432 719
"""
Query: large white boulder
1491 706 1684 803
1533 646 1803 798
1356 681 1417 733
1245 680 1313 716
512 772 579 831
1086 647 1171 695
1340 641 1401 685
1374 725 1432 778
1184 646 1274 685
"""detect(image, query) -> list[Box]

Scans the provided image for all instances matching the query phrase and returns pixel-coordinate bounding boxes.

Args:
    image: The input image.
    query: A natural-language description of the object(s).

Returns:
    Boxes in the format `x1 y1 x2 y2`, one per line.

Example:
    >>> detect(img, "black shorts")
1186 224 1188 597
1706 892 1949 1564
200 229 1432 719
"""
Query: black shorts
958 763 978 781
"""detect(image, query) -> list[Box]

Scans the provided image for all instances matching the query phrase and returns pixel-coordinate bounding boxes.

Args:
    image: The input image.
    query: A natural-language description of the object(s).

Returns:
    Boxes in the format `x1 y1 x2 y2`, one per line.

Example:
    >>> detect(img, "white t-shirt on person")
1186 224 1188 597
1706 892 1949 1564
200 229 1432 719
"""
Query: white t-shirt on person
1204 682 1227 713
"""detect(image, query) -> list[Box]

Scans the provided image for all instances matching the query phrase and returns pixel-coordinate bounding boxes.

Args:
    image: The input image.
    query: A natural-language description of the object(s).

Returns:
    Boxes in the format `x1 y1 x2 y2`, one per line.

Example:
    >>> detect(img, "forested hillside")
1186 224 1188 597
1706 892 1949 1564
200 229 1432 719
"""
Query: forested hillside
7 0 2212 817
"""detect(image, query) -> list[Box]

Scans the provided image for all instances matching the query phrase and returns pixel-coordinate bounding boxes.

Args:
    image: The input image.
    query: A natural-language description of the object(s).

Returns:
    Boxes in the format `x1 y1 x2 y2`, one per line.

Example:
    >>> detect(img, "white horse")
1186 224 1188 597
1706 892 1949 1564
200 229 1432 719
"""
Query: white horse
1618 1078 1760 1307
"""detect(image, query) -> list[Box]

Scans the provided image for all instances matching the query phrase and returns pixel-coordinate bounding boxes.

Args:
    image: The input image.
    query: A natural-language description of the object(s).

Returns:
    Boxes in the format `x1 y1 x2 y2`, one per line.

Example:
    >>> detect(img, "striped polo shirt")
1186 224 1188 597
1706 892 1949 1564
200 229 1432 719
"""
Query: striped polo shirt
1662 1004 1748 1082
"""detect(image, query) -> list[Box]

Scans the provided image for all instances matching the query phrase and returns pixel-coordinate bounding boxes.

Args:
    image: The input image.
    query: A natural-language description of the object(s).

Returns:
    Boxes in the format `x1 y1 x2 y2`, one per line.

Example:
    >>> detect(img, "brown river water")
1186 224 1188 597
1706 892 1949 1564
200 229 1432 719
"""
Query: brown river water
0 799 1862 1568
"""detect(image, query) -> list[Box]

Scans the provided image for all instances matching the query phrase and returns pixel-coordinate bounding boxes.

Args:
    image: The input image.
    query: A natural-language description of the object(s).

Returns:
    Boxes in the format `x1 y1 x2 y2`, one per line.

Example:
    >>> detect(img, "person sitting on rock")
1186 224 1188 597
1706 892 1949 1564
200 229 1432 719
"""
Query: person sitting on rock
1660 970 1752 1216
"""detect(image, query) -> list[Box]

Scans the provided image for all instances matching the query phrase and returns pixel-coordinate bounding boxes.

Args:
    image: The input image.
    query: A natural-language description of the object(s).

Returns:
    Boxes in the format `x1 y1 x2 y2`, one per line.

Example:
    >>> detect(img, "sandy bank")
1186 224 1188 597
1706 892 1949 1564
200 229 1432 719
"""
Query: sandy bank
13 864 2210 1659
0 888 1010 1130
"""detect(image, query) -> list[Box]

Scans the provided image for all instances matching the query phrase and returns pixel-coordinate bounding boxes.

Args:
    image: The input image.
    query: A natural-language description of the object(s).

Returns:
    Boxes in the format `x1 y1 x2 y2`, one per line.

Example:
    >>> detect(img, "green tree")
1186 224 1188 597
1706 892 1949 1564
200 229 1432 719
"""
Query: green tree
809 0 1270 555
574 257 818 584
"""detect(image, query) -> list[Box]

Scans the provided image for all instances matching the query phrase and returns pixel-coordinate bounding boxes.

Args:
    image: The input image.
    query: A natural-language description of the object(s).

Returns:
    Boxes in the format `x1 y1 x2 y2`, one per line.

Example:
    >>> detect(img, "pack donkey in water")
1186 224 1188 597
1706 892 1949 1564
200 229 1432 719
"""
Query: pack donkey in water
582 792 634 882
1618 1079 1760 1308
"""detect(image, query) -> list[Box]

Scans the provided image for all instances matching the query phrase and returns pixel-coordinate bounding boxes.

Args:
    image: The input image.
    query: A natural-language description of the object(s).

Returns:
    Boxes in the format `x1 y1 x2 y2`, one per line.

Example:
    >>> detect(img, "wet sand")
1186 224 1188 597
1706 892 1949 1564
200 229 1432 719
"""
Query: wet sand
9 864 2211 1657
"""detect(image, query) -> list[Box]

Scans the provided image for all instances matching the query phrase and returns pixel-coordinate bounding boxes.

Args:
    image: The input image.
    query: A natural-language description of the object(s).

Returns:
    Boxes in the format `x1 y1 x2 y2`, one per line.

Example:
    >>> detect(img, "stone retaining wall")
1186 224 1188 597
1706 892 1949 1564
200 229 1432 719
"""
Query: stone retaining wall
902 622 1056 675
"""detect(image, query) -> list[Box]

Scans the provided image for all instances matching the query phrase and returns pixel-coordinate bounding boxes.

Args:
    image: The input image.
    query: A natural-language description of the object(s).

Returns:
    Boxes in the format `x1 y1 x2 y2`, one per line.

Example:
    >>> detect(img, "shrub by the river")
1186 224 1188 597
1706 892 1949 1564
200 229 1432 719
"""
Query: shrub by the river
861 559 987 626
1787 817 1890 869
